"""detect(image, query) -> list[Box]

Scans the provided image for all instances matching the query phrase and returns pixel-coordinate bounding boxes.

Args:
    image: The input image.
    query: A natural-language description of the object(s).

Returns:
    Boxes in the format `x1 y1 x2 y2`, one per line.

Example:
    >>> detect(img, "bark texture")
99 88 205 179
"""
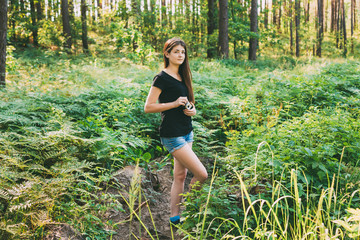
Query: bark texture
0 0 8 87
61 0 72 50
218 0 229 58
249 0 258 60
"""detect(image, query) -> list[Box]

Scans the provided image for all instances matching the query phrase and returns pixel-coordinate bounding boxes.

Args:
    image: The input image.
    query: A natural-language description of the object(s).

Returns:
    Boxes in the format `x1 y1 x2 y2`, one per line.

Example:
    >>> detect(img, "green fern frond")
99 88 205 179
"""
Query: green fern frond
9 200 33 213
51 160 96 175
7 181 35 197
0 189 11 201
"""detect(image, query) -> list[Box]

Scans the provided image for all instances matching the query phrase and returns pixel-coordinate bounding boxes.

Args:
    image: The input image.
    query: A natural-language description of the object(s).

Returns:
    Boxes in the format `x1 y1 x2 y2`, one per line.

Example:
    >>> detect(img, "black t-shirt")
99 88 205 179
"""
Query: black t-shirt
152 71 193 137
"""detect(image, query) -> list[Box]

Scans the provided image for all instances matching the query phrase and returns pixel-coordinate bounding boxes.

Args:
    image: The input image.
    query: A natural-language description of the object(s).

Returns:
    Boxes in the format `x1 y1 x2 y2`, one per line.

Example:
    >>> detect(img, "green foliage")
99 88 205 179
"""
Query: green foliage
5 45 17 72
181 167 359 239
2 48 360 239
109 21 159 64
38 20 64 47
0 50 165 238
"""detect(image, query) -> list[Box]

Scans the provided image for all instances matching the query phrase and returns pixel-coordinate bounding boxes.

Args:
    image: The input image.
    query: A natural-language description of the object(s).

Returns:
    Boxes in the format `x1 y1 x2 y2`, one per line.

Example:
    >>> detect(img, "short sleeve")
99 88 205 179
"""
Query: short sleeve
152 75 165 91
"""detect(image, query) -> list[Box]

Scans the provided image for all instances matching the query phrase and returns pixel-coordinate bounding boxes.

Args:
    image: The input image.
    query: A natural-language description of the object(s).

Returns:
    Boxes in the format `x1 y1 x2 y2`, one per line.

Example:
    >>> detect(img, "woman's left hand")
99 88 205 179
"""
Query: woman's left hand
183 102 196 116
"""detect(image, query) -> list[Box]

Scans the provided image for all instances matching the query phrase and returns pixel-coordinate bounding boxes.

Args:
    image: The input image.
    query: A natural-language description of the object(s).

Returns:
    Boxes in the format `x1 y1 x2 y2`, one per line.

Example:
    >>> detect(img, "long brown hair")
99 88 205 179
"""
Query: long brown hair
163 38 194 103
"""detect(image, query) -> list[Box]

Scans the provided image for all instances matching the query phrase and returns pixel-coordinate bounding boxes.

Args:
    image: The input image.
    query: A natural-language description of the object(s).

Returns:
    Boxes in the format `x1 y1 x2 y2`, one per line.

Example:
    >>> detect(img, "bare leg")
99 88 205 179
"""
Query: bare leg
170 143 207 217
170 157 187 217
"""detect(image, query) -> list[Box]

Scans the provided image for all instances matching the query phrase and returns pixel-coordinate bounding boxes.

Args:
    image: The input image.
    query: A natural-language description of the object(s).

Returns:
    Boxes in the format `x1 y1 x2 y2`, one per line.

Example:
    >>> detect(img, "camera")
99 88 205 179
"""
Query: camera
185 101 193 110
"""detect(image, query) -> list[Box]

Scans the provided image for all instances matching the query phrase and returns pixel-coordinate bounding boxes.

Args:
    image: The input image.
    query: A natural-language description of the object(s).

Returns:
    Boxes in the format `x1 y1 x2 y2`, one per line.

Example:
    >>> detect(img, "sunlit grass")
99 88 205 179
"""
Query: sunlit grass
113 150 359 239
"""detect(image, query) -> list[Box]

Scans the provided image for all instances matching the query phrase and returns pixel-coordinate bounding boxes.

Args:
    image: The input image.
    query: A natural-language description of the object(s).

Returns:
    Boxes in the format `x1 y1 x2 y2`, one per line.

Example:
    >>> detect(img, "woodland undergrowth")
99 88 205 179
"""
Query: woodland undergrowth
1 48 360 239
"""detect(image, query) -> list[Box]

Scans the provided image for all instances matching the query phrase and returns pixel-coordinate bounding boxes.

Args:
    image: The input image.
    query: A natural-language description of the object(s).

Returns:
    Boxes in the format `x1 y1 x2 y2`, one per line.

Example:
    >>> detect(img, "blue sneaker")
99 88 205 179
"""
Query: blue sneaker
169 215 181 225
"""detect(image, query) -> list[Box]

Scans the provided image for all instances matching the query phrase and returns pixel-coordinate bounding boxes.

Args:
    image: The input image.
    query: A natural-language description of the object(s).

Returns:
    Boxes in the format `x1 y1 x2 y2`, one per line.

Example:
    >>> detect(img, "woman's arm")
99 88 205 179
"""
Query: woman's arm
144 86 188 113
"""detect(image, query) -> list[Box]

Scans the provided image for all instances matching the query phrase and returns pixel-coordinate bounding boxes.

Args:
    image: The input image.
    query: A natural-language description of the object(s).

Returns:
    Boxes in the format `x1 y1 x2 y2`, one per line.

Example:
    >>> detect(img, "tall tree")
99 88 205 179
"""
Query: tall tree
272 0 277 26
304 0 310 22
249 0 258 60
36 0 43 21
289 0 294 54
295 0 300 57
61 0 72 50
336 0 340 47
350 0 355 53
340 0 346 56
218 0 229 58
0 0 8 88
264 0 268 29
81 0 89 52
96 0 100 19
161 0 167 26
30 0 39 46
207 0 216 58
325 0 329 31
68 0 76 40
316 0 324 56
278 0 282 31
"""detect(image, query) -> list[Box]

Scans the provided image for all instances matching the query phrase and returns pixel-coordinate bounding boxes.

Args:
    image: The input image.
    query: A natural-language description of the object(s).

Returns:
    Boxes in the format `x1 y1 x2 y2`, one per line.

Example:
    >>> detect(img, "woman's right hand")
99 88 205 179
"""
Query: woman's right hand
174 96 188 108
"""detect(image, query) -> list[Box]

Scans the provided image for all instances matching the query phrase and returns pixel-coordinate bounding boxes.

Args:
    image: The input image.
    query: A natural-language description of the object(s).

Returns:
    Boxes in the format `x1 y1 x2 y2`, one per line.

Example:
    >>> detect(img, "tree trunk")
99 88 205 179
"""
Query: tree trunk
36 0 43 21
351 0 354 53
61 0 72 50
324 0 328 32
331 0 335 31
295 0 300 57
272 0 277 25
185 0 190 24
316 0 324 57
0 0 8 88
97 0 101 19
341 0 346 56
249 0 258 60
305 0 310 22
264 0 268 29
81 0 89 52
290 0 293 54
30 0 39 46
207 0 216 58
9 0 16 42
278 0 282 31
218 0 229 58
354 0 357 30
69 0 76 43
336 0 340 47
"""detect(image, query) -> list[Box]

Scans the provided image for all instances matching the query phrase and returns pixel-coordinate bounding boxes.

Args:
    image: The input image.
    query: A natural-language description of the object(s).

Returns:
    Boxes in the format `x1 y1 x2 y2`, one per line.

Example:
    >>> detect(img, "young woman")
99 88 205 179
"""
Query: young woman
144 38 208 224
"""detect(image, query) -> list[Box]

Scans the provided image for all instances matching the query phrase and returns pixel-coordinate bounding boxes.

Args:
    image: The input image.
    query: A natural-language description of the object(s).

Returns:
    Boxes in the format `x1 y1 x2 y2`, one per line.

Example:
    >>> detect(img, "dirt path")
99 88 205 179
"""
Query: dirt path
106 163 191 240
44 161 194 240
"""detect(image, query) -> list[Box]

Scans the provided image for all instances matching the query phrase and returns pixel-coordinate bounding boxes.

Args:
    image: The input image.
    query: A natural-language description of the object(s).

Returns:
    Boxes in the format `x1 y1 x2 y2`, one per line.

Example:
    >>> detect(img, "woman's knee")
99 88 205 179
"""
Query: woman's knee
174 169 187 183
196 170 208 183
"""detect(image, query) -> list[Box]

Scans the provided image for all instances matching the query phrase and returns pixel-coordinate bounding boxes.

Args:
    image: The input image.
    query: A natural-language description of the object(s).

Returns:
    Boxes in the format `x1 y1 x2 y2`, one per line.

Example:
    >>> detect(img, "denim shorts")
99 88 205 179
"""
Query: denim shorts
160 131 194 153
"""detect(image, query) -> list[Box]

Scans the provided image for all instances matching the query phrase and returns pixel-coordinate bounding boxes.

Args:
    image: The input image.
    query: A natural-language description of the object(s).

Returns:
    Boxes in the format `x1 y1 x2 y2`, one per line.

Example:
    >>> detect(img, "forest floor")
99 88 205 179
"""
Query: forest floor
107 163 184 240
45 160 195 240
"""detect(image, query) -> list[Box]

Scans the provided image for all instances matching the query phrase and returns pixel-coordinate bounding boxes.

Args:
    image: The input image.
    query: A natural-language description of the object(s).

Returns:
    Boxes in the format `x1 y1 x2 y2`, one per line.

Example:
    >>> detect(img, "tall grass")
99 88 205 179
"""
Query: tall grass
116 145 358 239
111 167 359 240
177 142 359 239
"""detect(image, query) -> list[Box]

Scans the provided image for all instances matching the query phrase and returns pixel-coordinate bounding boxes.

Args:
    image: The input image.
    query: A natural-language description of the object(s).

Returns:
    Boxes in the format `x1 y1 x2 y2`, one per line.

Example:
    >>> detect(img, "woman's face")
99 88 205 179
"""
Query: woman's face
166 45 186 67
